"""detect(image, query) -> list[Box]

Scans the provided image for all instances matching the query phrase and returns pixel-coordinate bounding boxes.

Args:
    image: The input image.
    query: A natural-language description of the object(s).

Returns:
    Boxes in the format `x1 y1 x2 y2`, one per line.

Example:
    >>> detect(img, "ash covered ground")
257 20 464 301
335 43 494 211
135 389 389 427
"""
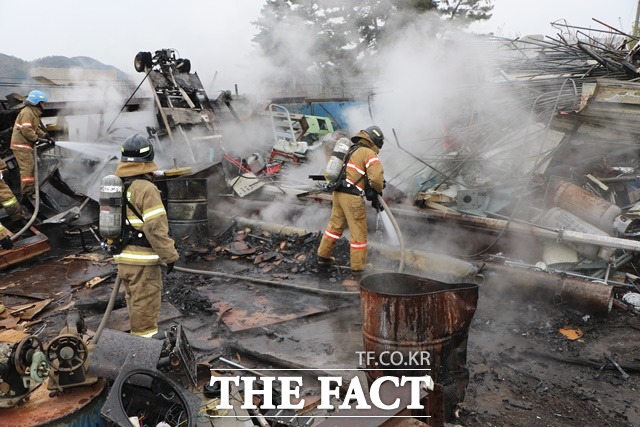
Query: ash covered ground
2 222 638 427
459 287 639 427
159 223 640 426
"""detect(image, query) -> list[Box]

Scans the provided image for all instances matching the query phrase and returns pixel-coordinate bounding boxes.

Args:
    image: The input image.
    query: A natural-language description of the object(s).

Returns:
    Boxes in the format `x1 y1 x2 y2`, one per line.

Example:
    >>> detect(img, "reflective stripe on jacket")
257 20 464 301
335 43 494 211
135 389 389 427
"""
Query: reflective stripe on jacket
344 132 384 194
113 178 179 266
11 105 45 149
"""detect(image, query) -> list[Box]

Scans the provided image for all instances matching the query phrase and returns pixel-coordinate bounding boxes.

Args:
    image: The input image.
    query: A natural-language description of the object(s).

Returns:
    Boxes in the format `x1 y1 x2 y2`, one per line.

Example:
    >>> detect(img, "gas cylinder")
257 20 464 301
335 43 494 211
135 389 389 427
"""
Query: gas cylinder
323 137 352 182
542 207 614 261
98 175 124 240
551 181 621 233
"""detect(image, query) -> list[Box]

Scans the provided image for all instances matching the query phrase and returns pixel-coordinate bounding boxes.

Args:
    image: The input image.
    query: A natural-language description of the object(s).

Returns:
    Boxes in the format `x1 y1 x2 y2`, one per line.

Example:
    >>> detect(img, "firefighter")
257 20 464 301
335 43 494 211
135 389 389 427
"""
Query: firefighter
0 223 13 250
10 90 51 198
0 159 24 223
317 126 385 282
113 134 179 338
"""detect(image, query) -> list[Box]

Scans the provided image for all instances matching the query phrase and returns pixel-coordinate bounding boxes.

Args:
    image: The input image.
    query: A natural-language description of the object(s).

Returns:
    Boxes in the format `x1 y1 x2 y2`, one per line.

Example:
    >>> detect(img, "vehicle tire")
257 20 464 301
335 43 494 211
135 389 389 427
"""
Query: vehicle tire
176 58 191 73
134 51 153 73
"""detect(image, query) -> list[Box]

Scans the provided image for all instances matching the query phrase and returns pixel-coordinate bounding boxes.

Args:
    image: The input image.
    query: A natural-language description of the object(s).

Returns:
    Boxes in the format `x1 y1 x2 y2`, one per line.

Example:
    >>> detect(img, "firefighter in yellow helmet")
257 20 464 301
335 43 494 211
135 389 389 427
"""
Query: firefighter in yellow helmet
10 90 50 197
317 126 385 280
113 134 179 337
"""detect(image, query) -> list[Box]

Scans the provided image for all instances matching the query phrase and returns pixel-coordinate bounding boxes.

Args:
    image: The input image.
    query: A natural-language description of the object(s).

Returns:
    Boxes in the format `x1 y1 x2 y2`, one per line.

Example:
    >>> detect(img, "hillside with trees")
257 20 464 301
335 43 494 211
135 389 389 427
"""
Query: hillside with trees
0 53 129 99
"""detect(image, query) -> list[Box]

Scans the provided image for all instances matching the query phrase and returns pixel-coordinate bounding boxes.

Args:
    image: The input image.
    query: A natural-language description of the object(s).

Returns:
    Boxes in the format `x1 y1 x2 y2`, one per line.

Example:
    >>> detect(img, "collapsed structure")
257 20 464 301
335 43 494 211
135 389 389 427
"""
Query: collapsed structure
1 18 640 426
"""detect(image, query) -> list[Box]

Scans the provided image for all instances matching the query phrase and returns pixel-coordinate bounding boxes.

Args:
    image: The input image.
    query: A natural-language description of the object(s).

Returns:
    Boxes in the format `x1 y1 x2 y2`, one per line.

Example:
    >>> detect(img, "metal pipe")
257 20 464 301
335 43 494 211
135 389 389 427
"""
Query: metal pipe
560 229 640 253
219 357 266 377
393 207 640 255
593 175 639 183
482 262 614 314
613 252 635 269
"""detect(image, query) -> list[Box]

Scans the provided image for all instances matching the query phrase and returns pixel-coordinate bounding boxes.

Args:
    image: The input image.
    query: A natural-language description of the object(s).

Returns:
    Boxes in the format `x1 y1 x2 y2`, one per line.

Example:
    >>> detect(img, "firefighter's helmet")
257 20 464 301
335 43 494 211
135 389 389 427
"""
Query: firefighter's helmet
364 126 385 149
26 90 48 105
121 134 154 163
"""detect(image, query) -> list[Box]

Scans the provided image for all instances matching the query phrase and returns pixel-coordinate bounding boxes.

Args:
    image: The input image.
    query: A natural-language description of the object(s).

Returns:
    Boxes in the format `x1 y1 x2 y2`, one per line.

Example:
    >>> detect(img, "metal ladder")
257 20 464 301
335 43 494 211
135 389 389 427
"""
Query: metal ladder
269 104 299 146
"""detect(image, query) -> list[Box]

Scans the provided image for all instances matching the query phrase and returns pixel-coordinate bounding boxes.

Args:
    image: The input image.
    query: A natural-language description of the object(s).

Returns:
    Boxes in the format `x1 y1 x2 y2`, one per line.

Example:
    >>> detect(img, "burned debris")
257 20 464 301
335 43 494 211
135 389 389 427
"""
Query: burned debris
395 22 640 318
1 17 640 427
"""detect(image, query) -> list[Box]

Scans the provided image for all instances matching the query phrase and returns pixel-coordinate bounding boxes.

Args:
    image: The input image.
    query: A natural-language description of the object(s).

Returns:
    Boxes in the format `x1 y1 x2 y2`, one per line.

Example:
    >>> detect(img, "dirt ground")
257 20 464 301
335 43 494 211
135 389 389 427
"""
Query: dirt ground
1 222 639 426
157 227 640 426
460 288 639 427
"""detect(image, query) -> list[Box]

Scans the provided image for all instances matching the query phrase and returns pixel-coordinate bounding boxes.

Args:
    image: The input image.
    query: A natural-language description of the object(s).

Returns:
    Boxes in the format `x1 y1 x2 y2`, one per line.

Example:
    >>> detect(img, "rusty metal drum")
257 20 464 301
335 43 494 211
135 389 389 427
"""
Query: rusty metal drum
551 180 621 233
164 178 209 240
360 272 479 421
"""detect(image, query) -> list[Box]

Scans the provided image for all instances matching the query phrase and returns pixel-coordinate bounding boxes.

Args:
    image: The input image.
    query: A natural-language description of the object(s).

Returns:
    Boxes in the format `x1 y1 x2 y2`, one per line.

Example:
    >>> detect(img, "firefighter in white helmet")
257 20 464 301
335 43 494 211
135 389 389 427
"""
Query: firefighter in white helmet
317 126 385 281
113 134 179 338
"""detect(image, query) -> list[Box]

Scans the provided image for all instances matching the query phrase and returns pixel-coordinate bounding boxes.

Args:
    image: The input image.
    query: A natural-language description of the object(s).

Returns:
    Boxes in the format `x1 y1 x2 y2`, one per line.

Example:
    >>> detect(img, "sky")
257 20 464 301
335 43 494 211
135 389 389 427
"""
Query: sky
468 0 638 37
1 0 637 93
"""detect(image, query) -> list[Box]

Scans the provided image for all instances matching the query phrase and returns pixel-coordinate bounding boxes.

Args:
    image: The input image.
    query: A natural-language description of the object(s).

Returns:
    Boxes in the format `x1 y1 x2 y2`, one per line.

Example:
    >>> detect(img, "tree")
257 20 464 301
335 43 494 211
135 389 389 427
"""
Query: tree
252 0 493 90
437 0 493 22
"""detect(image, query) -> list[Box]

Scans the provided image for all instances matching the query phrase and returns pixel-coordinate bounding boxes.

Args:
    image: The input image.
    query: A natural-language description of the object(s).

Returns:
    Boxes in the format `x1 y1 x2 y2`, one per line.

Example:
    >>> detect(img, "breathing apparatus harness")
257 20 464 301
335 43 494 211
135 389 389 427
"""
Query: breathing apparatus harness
327 143 364 194
328 143 382 211
100 176 152 254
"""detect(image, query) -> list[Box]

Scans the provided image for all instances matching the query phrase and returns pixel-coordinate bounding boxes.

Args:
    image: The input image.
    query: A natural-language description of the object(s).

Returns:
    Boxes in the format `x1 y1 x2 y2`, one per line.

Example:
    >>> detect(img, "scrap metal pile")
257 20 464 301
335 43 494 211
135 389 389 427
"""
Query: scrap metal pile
398 20 640 314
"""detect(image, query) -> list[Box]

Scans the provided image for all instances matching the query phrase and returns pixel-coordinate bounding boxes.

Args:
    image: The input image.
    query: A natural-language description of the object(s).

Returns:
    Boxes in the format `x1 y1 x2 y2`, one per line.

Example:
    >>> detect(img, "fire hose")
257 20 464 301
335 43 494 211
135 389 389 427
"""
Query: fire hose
92 274 121 345
172 265 360 296
93 197 403 341
94 260 360 345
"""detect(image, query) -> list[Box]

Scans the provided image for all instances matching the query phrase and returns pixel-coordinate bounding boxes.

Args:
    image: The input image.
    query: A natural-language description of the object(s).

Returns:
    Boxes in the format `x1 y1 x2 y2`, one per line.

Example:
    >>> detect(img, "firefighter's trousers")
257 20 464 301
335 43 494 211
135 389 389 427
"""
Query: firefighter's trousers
0 179 22 220
318 191 368 271
117 263 162 337
13 148 35 196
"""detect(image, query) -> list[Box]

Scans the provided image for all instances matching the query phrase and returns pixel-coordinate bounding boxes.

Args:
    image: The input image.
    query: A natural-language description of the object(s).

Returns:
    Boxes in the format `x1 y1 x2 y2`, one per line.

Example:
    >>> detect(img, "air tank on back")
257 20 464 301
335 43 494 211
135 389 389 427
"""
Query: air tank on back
323 137 352 182
98 175 124 240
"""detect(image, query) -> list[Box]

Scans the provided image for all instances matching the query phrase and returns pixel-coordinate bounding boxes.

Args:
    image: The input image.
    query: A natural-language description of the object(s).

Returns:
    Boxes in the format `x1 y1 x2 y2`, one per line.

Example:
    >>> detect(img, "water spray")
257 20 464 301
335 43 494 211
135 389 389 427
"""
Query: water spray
376 194 405 273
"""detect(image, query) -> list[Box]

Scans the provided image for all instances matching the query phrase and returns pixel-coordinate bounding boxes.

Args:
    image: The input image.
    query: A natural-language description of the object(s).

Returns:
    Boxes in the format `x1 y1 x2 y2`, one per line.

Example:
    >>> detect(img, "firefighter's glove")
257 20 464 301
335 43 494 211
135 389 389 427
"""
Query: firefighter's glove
365 187 379 202
166 262 174 274
371 197 383 212
36 138 55 150
0 236 13 250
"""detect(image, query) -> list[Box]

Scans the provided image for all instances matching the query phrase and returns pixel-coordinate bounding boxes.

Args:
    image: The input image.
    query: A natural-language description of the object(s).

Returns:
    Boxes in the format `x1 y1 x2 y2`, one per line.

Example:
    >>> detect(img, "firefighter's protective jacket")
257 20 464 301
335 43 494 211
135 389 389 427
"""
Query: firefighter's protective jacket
344 130 384 194
10 105 45 150
0 223 9 240
0 159 21 218
112 177 179 266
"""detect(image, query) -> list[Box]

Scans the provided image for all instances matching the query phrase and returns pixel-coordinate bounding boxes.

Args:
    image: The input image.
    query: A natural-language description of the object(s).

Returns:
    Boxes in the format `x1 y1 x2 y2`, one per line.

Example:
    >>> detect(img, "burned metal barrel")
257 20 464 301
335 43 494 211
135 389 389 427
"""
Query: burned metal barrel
551 181 621 233
360 273 479 421
164 178 209 240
